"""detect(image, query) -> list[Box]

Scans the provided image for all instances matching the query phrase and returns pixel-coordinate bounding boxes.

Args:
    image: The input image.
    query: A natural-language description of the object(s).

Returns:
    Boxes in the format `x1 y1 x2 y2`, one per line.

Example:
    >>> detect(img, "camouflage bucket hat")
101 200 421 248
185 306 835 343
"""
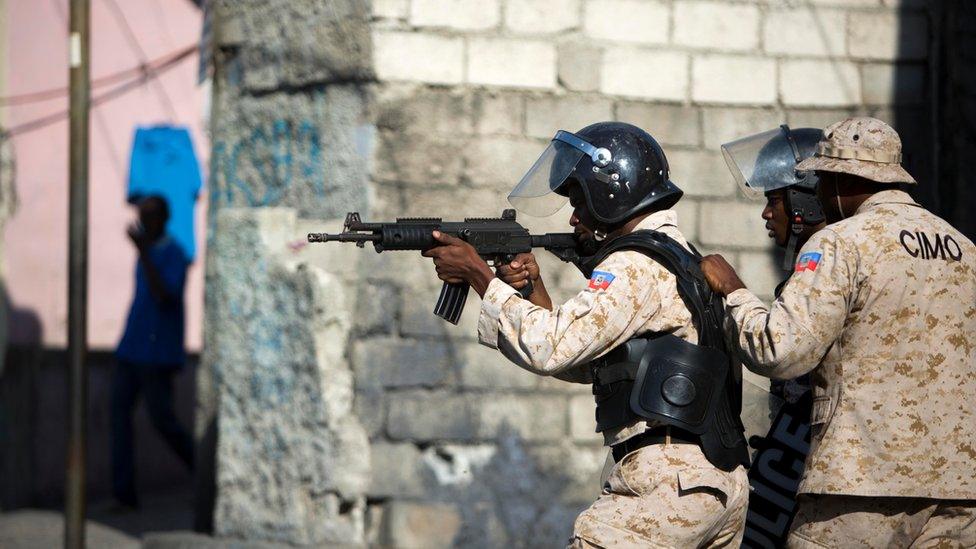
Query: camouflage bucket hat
795 117 917 185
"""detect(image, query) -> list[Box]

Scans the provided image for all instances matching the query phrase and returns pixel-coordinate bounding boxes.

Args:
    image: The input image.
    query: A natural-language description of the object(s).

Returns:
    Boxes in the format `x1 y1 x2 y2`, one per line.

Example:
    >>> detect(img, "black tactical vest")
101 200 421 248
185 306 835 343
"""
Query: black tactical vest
578 230 750 471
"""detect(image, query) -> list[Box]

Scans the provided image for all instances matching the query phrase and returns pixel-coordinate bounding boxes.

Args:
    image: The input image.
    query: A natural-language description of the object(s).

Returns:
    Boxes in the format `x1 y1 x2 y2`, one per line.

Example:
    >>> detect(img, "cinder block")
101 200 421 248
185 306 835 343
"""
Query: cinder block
381 502 463 547
475 394 568 440
457 342 538 389
505 0 580 34
569 394 597 442
352 337 453 390
861 63 925 105
692 55 776 105
764 7 846 57
669 150 737 198
372 0 408 19
468 38 557 89
616 102 700 147
387 390 477 440
702 107 784 150
373 31 464 85
398 280 489 342
699 200 776 250
526 96 614 138
357 248 440 294
558 42 603 92
410 0 501 30
526 443 607 502
737 250 788 300
583 0 669 44
472 91 525 135
601 48 688 101
672 198 700 244
786 108 859 130
354 390 386 438
374 131 465 185
781 59 861 107
375 88 473 135
354 282 398 335
464 136 548 187
368 442 429 498
848 11 927 61
674 1 759 52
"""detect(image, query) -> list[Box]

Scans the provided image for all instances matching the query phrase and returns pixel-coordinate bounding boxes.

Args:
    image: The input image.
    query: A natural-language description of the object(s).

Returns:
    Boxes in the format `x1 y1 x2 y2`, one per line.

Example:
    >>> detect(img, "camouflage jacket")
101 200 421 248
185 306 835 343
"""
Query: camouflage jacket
477 210 699 446
726 190 976 499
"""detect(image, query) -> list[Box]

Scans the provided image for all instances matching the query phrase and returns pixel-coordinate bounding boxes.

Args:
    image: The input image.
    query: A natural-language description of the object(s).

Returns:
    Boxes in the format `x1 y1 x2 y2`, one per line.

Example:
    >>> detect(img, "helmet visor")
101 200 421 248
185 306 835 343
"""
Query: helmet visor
508 137 585 217
721 128 798 200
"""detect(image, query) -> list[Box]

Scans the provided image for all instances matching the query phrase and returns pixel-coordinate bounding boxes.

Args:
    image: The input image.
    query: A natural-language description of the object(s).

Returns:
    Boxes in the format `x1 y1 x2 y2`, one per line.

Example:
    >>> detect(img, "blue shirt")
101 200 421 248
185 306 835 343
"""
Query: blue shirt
127 125 203 261
116 236 188 367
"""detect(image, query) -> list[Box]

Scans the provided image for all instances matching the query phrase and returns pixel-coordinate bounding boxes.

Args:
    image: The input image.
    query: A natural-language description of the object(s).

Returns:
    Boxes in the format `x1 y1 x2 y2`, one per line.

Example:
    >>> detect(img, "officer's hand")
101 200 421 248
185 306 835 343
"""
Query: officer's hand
496 253 541 290
421 231 495 297
700 254 747 296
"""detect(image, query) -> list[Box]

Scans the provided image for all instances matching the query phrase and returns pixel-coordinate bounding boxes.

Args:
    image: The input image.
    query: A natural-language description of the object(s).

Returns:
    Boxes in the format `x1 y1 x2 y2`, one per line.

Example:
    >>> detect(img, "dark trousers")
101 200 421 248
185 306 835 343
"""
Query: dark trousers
110 359 194 506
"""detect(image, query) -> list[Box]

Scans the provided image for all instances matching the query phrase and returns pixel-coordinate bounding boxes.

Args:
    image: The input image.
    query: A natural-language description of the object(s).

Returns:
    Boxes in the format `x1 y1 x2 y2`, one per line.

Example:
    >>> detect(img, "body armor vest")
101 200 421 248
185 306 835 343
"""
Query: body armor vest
578 230 750 471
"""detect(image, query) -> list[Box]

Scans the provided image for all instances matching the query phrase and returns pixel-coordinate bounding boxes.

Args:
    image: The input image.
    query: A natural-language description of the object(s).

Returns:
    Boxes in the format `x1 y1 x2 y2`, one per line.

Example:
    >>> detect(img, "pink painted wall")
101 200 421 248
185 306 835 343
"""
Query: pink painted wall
3 0 207 351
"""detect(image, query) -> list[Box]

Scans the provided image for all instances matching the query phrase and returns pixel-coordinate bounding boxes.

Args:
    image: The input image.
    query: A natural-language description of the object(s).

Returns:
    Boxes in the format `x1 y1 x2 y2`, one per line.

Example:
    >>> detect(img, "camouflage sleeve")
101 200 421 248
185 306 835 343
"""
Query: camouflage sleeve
725 228 856 379
477 250 663 377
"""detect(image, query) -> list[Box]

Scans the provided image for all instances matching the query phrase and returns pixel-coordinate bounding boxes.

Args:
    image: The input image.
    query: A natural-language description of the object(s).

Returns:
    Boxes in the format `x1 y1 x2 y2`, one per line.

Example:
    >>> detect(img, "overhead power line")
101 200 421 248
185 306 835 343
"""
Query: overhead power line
3 44 197 138
0 44 196 107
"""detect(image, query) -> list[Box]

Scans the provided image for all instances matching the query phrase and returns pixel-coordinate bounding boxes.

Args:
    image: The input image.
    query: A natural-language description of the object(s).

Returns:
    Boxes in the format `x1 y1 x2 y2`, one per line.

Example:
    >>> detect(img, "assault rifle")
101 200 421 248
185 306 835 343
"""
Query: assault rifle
307 209 579 324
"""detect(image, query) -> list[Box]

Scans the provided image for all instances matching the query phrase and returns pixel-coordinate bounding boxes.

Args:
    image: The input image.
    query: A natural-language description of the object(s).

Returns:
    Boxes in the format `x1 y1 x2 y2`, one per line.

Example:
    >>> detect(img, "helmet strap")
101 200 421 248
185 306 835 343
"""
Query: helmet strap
783 232 799 271
834 175 847 220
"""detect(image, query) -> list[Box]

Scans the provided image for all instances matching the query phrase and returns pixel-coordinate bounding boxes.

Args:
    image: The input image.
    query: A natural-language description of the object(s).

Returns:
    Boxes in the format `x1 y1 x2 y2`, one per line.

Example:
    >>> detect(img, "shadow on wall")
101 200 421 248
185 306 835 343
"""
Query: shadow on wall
920 1 976 240
0 343 199 513
450 427 591 547
5 288 41 349
892 2 935 218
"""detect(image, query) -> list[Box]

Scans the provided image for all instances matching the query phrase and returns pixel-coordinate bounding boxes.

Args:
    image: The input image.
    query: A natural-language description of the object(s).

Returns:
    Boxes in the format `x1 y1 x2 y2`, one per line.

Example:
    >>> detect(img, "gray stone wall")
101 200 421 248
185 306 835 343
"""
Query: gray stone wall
199 0 374 544
202 0 932 546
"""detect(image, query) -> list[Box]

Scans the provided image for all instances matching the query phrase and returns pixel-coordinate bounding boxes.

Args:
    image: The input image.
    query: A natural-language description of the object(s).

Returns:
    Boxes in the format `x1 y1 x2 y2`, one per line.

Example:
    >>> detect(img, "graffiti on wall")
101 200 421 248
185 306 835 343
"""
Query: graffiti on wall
211 118 326 209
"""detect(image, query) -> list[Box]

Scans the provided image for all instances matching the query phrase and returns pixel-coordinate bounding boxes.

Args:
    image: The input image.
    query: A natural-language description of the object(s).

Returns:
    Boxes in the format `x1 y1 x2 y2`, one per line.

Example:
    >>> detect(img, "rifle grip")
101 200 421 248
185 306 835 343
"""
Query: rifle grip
434 281 469 325
518 279 534 299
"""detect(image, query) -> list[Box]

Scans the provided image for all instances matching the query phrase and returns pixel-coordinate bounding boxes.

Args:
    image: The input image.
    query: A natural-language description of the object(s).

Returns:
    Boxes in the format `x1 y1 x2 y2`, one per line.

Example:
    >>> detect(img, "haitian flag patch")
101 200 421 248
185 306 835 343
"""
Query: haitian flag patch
588 271 616 290
795 252 822 272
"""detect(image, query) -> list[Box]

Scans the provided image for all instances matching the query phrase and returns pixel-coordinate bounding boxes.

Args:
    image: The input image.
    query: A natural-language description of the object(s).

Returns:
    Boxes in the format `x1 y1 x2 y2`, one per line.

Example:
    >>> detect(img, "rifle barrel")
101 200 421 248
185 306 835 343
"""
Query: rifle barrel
307 232 381 243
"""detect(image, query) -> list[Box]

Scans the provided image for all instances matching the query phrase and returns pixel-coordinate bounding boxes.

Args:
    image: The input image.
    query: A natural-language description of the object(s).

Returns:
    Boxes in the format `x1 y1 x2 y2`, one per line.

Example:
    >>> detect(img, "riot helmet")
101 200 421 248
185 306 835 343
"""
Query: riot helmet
722 125 826 270
509 122 683 225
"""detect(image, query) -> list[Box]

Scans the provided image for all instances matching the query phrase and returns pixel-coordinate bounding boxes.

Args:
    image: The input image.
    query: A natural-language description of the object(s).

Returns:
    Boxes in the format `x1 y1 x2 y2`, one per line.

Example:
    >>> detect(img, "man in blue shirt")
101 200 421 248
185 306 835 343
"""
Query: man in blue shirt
112 195 194 508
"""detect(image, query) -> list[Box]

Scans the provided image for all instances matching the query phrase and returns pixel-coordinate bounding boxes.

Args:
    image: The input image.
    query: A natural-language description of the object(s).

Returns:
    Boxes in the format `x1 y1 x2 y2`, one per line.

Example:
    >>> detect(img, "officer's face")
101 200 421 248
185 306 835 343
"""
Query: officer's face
567 184 597 244
763 189 790 247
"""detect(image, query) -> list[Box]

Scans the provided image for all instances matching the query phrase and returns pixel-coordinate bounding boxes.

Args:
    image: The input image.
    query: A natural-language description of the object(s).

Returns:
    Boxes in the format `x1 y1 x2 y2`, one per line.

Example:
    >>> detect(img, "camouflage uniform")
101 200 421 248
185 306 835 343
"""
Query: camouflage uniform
478 210 748 548
724 118 976 547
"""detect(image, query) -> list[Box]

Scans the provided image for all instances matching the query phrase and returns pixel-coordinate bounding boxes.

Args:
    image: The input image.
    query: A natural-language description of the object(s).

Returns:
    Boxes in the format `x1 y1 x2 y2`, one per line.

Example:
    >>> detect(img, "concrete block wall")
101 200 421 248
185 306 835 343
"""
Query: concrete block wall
349 1 930 545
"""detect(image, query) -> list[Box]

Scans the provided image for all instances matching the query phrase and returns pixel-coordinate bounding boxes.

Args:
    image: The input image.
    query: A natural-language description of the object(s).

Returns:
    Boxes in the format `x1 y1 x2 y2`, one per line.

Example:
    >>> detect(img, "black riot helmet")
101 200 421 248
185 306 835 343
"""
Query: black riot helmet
508 122 683 225
722 125 826 270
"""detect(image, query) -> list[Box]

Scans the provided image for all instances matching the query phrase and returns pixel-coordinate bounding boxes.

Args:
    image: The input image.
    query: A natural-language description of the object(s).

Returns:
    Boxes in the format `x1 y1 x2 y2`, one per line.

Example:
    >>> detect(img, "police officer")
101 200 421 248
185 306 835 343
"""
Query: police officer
423 122 750 547
723 125 827 407
701 117 976 547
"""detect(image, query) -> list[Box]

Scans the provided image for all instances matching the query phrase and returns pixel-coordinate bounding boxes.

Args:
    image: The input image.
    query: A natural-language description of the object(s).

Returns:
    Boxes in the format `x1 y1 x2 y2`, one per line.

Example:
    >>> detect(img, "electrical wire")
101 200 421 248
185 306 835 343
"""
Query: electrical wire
3 45 196 138
0 44 196 106
100 0 179 120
